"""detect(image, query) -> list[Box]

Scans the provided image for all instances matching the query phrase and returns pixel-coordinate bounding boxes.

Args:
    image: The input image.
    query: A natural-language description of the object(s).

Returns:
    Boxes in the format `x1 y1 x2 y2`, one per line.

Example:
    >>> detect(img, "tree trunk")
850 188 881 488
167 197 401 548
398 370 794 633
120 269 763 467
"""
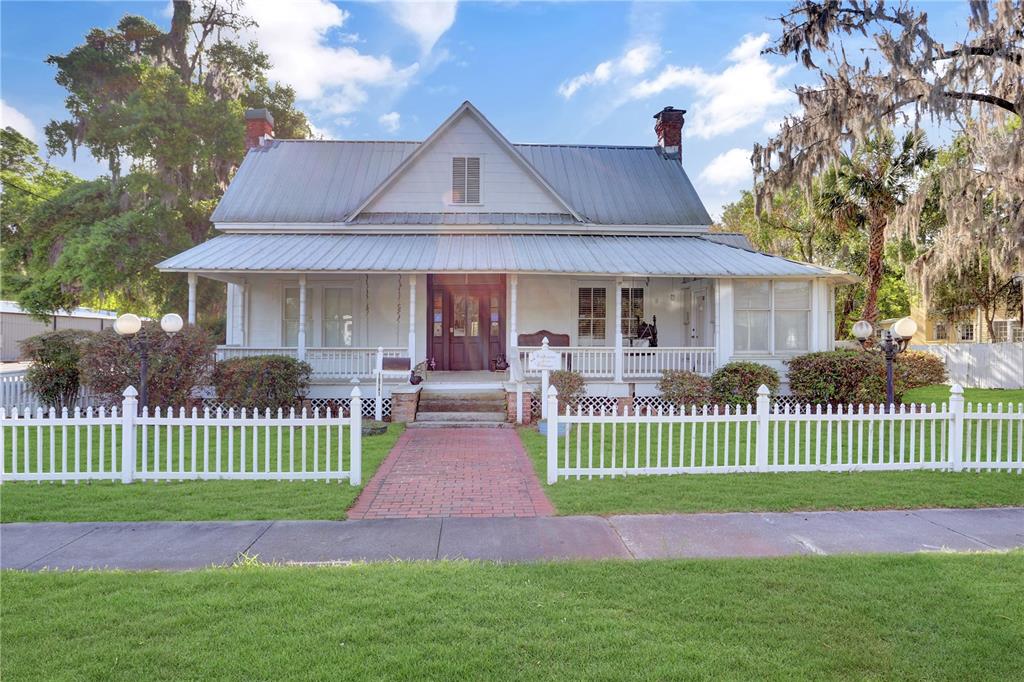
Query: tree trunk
861 210 886 327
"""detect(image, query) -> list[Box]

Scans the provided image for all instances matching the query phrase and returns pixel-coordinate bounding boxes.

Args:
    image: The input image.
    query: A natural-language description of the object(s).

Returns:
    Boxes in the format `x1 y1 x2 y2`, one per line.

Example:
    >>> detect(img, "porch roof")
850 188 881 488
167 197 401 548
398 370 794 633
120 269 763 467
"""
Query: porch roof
158 234 854 280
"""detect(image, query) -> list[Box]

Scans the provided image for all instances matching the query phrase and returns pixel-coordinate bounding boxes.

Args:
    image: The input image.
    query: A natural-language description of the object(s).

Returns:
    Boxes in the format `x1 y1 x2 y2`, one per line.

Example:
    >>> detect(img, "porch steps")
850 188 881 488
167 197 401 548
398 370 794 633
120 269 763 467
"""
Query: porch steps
413 388 508 428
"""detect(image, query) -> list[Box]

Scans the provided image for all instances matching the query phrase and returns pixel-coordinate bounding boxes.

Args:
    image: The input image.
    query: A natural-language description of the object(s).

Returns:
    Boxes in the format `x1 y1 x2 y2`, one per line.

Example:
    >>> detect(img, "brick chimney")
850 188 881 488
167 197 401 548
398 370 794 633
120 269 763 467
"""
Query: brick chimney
653 106 685 162
245 108 275 149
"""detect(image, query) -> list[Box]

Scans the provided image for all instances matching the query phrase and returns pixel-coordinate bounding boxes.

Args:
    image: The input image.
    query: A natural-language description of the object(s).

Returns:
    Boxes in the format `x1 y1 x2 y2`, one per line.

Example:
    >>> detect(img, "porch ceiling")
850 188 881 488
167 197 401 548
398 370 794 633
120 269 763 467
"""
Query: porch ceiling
158 234 854 280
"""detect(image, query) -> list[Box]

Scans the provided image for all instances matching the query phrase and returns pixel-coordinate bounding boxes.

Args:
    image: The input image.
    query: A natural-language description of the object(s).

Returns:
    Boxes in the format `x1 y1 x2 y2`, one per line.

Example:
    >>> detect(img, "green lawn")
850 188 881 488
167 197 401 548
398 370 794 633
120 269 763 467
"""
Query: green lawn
0 425 403 523
521 384 1024 516
3 553 1022 680
903 384 1024 406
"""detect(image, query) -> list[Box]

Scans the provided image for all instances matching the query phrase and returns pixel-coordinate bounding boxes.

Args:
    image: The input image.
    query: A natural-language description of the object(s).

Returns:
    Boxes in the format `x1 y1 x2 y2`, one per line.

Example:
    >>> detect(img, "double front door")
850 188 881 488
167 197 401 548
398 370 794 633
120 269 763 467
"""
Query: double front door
428 275 506 371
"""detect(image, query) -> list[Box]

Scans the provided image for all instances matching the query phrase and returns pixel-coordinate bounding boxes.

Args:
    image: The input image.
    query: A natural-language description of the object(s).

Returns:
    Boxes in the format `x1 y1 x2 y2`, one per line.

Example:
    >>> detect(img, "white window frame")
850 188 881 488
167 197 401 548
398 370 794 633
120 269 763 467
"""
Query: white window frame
733 279 812 356
575 281 609 347
322 285 358 348
958 322 975 342
620 286 646 340
450 155 483 206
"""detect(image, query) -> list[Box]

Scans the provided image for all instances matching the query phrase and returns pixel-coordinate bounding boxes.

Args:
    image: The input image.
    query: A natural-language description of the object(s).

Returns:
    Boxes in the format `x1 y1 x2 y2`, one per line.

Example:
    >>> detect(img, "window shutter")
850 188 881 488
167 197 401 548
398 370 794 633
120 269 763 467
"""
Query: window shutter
452 157 466 203
466 157 480 203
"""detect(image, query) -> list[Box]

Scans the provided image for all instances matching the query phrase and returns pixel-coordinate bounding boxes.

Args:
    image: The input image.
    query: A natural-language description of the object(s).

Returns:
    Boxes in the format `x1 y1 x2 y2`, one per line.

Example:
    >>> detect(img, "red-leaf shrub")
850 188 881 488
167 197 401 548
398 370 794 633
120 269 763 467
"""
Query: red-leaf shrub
19 329 95 410
212 355 311 411
657 370 713 409
895 351 947 391
79 322 214 407
787 350 888 405
710 361 780 407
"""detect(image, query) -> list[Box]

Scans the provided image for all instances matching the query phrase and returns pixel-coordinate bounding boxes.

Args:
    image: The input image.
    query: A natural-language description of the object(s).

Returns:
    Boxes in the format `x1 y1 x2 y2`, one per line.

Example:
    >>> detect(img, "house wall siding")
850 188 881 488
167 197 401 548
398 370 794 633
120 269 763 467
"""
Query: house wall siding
365 114 566 214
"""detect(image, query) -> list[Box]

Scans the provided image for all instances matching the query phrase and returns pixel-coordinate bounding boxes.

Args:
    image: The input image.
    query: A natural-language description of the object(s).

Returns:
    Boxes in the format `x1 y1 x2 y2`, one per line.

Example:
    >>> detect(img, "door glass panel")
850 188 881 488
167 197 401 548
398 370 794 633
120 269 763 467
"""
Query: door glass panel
453 294 467 337
433 292 443 337
468 297 480 337
489 293 499 337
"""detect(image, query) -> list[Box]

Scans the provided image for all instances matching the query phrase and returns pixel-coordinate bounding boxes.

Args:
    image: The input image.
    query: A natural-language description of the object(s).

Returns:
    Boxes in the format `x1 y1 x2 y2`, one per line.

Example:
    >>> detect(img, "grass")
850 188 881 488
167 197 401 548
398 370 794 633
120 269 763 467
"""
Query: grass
903 384 1024 406
520 384 1024 516
3 553 1022 680
0 424 403 523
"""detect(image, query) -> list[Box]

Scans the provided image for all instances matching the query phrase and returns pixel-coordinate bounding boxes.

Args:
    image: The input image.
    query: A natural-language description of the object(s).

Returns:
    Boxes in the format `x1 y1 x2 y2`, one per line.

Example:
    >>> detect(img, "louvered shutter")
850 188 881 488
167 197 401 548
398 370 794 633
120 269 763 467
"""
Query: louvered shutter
451 157 467 203
466 157 481 203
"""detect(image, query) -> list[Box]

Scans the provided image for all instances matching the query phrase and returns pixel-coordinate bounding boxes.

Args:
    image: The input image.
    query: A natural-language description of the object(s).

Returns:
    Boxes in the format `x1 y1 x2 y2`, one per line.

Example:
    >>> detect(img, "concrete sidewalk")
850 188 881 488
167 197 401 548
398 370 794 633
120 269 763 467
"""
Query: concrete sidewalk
2 508 1021 571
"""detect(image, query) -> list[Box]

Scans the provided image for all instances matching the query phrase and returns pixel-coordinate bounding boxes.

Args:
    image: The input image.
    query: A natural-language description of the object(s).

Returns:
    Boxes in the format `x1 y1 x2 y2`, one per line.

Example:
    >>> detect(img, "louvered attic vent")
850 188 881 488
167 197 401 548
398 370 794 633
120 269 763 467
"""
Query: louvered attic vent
452 156 481 204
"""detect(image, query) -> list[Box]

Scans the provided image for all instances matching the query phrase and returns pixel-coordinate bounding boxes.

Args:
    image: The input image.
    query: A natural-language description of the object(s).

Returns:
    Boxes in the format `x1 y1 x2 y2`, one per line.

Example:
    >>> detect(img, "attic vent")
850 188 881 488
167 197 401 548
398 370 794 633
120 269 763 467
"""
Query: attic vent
452 156 481 204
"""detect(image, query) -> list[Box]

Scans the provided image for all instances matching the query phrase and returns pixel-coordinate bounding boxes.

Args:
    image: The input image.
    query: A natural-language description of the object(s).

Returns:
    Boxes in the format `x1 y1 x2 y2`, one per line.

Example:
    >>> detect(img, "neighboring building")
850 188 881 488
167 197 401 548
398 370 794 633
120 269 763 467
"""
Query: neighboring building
0 301 118 362
159 102 852 412
885 299 1024 346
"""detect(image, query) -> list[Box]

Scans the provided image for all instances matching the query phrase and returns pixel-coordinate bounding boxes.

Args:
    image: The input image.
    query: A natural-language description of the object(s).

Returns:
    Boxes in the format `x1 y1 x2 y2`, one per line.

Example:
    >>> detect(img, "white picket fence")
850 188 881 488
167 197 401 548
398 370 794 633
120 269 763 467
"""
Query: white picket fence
0 371 97 412
1 386 363 484
544 384 1024 482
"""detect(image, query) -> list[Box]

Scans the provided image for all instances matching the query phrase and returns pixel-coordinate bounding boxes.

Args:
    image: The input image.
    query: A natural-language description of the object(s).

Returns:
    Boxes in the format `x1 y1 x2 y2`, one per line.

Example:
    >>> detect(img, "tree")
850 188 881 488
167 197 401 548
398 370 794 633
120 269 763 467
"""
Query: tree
7 0 310 317
19 330 95 411
924 248 1021 340
814 130 934 325
753 0 1023 293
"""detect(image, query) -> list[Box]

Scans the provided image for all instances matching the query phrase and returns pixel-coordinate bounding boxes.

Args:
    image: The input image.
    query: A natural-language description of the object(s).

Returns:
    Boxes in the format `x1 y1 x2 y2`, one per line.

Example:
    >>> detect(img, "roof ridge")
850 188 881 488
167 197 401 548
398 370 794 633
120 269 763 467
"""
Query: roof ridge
269 139 658 151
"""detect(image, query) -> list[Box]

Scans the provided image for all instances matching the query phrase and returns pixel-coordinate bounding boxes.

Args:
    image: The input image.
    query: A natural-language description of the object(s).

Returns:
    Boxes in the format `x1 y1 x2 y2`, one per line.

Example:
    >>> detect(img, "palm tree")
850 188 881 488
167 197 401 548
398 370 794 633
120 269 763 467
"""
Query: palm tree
816 130 935 327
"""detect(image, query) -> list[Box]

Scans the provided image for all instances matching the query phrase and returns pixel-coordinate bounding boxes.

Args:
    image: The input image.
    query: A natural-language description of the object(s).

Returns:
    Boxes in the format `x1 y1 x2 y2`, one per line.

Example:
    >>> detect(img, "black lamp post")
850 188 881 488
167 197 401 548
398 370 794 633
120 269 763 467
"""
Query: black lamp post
852 317 918 406
114 313 183 410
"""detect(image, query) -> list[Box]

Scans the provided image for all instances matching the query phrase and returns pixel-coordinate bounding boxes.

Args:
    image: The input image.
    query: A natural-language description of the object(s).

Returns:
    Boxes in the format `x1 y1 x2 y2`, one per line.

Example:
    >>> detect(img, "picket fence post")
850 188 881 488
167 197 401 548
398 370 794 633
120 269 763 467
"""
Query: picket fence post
374 347 384 422
948 384 964 471
546 386 559 484
120 386 138 484
755 384 770 472
350 384 363 486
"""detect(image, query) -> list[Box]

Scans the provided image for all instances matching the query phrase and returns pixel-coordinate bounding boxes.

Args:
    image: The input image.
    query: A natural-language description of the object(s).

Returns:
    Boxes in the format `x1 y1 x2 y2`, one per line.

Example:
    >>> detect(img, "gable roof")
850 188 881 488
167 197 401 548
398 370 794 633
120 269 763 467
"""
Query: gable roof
210 103 713 227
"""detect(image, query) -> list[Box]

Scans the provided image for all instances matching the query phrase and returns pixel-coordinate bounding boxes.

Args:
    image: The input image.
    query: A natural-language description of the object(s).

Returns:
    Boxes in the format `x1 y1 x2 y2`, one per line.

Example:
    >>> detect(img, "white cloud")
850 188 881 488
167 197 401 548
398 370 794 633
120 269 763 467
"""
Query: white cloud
558 43 660 99
0 100 37 140
385 2 458 54
241 1 419 119
699 148 753 187
378 111 401 134
629 33 795 138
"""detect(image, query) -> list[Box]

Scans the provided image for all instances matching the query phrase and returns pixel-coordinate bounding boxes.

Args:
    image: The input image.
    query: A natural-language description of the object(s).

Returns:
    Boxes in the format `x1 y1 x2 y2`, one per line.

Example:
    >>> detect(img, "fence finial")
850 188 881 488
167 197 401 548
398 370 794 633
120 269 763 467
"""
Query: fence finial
756 384 770 397
547 385 558 397
123 385 139 397
350 384 362 398
950 384 963 396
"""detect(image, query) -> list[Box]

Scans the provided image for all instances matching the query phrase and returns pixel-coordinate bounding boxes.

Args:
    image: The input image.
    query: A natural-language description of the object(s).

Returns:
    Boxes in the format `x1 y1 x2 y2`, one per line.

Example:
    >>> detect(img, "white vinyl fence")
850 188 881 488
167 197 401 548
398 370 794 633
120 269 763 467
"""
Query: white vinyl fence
545 385 1023 483
911 342 1024 389
1 386 363 484
0 371 97 412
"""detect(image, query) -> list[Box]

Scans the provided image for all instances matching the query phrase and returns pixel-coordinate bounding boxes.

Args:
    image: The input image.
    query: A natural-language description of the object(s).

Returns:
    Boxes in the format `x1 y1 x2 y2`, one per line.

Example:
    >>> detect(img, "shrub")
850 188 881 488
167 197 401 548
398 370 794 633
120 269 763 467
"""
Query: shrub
79 322 214 407
787 350 888 405
895 351 947 391
19 329 95 410
710 362 780 407
212 355 312 411
536 370 587 415
657 370 712 409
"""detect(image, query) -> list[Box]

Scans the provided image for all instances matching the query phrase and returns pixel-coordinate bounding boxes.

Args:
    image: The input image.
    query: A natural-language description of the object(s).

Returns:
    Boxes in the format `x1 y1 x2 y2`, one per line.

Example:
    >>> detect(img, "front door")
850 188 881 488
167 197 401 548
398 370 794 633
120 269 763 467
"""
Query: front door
690 288 708 346
428 275 506 371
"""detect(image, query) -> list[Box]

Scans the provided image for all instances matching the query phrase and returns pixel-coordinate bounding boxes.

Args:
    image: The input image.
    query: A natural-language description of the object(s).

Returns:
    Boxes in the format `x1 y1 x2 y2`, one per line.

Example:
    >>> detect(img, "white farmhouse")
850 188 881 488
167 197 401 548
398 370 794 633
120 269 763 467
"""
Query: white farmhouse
159 102 852 420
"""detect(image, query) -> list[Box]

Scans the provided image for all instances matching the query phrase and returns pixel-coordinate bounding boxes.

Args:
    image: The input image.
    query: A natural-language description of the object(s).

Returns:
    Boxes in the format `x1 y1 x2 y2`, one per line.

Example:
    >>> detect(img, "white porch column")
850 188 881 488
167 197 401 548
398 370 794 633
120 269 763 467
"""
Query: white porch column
187 273 197 325
614 277 624 382
508 274 519 359
407 275 416 370
297 274 307 361
715 279 734 370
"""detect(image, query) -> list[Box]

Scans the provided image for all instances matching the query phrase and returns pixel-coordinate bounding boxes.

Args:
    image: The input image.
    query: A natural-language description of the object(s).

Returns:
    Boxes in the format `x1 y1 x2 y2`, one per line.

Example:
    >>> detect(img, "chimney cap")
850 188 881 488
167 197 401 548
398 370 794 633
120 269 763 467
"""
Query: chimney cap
245 108 275 126
653 106 686 119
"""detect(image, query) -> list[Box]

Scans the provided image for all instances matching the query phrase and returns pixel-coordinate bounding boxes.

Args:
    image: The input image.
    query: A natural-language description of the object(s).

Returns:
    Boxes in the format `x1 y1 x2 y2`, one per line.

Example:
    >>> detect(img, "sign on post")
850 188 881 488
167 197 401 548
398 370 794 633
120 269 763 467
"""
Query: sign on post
529 337 561 420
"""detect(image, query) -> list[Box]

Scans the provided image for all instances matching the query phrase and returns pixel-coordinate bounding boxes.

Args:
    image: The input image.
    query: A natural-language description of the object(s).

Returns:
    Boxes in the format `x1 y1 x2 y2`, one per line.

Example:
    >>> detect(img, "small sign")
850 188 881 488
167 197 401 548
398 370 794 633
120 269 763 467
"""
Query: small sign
529 348 560 372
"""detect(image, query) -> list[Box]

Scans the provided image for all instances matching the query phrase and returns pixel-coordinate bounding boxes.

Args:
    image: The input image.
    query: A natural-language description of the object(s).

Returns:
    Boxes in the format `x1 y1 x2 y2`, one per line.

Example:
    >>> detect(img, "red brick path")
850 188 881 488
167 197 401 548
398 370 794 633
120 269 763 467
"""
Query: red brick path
348 428 555 519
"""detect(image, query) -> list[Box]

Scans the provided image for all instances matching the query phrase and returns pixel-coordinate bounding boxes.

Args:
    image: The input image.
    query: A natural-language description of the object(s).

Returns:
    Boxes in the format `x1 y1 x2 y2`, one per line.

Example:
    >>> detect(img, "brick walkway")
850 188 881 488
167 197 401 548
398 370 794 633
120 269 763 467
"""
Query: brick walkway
348 428 555 519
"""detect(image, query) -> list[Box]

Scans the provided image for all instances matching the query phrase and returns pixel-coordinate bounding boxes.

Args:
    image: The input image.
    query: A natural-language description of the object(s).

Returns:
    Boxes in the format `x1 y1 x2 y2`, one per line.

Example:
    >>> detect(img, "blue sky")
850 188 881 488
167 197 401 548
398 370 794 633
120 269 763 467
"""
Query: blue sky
0 0 970 218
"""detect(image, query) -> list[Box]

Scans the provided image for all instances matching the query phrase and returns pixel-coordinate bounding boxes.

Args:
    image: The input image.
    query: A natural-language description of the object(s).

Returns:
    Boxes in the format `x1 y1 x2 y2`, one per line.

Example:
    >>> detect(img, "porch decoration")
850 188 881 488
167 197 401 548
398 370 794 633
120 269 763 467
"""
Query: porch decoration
853 317 918 405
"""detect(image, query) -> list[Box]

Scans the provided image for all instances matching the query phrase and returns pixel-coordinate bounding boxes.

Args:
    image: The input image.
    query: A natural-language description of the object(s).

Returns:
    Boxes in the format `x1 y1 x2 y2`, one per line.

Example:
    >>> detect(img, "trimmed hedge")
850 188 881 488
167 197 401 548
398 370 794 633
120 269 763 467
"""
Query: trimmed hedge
212 355 312 411
710 361 780 407
786 349 946 405
657 370 713 409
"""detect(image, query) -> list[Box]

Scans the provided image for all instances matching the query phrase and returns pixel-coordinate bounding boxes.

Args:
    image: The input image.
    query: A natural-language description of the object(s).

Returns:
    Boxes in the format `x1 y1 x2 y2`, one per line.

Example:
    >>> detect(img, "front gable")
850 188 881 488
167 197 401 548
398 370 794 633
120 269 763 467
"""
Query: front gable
355 103 579 218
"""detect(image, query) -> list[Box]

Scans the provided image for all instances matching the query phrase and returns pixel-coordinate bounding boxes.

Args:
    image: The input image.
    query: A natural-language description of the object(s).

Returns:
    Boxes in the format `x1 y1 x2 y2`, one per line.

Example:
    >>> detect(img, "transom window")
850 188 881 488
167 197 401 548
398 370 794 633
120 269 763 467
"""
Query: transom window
451 156 481 204
733 280 811 354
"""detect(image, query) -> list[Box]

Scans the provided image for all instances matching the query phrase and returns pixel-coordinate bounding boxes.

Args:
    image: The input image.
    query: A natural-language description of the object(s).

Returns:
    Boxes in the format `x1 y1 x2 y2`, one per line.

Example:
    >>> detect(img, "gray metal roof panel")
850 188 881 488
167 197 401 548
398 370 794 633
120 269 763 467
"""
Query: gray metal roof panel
159 234 846 278
211 140 712 226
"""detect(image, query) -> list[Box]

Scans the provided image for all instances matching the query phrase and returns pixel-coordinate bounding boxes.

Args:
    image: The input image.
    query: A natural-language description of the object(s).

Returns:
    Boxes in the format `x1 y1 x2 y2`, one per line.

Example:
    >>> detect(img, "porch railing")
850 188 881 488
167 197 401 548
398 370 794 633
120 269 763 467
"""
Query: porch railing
215 346 405 380
517 346 716 379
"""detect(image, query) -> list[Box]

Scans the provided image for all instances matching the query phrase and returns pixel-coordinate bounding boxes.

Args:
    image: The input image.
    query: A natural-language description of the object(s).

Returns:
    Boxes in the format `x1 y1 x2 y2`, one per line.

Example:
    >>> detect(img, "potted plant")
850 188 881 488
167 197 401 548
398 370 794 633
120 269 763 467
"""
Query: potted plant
537 370 585 437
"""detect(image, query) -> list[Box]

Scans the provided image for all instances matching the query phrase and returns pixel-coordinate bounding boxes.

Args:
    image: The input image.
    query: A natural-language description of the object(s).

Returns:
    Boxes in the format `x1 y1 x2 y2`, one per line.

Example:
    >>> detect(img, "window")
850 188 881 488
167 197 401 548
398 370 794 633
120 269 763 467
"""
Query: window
958 322 975 341
322 287 355 347
451 156 481 204
577 287 607 345
282 287 313 347
621 287 644 338
933 321 948 341
991 320 1019 343
733 280 810 354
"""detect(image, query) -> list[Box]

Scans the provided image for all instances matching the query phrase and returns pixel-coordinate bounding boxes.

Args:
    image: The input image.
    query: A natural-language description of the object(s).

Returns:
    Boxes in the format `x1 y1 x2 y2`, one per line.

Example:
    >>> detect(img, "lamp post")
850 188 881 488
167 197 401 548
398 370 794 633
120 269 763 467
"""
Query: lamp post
852 316 918 406
114 313 184 410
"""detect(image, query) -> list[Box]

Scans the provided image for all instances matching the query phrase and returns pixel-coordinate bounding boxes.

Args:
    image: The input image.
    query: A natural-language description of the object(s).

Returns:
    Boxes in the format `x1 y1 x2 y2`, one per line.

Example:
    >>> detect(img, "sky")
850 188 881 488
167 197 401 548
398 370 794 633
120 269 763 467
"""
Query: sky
0 0 971 219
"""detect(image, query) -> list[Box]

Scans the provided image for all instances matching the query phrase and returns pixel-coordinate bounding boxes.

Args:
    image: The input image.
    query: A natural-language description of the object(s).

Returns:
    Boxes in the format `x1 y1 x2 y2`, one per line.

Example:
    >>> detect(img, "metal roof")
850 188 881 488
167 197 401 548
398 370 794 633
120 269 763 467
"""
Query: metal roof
211 141 712 226
158 234 850 279
348 212 578 225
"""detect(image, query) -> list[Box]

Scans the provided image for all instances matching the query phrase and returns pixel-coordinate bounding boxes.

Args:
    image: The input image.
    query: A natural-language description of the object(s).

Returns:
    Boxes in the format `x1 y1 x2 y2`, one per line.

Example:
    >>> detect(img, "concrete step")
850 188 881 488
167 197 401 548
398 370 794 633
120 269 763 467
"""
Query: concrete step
417 399 507 413
406 421 512 429
415 411 507 423
419 389 507 402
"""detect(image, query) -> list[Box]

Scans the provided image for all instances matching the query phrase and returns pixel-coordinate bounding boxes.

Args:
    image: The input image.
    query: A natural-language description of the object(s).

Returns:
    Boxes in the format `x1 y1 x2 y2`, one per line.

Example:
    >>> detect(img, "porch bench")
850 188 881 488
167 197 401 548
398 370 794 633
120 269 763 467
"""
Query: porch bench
518 330 571 371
